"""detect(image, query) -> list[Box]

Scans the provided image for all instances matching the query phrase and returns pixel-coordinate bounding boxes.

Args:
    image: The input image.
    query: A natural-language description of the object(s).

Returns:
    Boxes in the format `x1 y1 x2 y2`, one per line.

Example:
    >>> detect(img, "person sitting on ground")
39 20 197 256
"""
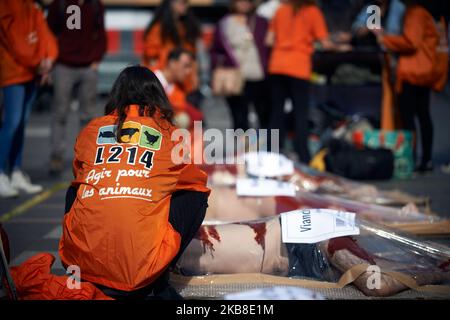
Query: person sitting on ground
59 66 210 300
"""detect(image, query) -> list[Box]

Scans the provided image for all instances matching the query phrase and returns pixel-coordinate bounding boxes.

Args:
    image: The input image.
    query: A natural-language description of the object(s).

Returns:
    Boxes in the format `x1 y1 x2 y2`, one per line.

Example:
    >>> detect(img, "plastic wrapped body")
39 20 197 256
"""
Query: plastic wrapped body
176 214 450 297
203 161 428 207
204 161 449 235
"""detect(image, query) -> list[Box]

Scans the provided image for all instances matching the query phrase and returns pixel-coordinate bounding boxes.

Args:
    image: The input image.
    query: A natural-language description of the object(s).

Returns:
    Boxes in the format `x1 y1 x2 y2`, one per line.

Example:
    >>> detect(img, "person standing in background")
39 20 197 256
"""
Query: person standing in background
0 0 58 198
47 0 107 175
377 0 448 173
211 0 271 131
143 0 201 94
265 0 335 163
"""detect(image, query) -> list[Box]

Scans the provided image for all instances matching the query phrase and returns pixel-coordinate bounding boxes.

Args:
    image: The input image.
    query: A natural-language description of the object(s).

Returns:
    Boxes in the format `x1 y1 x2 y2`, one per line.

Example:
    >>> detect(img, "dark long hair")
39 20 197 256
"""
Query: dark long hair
290 0 317 13
104 66 173 142
144 0 200 46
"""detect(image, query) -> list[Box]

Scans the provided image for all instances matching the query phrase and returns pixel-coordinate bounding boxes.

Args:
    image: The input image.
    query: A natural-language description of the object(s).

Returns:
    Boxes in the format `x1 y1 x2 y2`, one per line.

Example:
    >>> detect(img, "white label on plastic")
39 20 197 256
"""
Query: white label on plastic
281 209 360 244
236 178 296 197
245 151 294 178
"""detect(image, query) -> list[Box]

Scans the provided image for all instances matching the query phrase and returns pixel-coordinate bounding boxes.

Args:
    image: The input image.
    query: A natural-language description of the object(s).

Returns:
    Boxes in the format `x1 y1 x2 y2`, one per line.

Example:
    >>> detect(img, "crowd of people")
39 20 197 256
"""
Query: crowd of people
0 0 448 198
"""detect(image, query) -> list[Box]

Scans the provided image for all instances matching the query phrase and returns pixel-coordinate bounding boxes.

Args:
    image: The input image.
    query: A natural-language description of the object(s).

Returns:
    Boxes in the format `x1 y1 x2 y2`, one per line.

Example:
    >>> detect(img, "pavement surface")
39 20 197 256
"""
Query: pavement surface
1 90 449 279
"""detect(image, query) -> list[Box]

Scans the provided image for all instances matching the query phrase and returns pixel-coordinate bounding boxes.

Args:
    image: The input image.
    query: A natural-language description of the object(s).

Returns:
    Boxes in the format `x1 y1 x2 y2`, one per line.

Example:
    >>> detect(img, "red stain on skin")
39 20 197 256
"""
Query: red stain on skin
207 225 221 243
248 222 267 251
194 225 221 253
328 236 376 265
235 222 267 251
195 226 215 253
438 259 450 271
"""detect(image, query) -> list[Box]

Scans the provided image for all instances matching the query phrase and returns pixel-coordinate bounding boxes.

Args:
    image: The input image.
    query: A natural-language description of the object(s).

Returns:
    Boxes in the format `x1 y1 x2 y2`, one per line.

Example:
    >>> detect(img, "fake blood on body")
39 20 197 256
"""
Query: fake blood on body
328 236 376 264
194 225 221 253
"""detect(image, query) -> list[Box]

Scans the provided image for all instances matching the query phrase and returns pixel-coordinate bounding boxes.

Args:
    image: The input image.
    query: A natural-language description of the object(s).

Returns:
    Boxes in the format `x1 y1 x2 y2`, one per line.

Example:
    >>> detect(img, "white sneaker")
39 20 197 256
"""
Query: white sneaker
0 173 19 198
11 170 43 194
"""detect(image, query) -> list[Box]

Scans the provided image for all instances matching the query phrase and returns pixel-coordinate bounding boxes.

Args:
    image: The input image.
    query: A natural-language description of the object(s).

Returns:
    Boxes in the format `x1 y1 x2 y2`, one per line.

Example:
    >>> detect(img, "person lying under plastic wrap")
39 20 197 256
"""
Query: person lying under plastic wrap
175 211 450 297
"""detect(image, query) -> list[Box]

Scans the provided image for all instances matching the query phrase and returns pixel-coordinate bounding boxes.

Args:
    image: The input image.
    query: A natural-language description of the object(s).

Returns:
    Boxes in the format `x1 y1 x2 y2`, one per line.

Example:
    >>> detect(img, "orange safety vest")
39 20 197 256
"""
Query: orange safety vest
59 105 209 292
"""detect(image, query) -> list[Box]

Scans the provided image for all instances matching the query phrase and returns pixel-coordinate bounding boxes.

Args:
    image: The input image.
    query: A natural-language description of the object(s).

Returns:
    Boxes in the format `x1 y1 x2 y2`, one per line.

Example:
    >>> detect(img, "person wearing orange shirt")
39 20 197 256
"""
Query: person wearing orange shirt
153 48 203 129
377 0 448 173
265 0 334 163
0 0 58 198
60 66 210 299
143 0 200 93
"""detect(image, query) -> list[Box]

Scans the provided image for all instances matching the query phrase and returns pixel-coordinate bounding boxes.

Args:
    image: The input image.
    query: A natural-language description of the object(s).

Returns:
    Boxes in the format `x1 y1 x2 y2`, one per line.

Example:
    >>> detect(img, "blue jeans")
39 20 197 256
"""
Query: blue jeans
0 81 36 174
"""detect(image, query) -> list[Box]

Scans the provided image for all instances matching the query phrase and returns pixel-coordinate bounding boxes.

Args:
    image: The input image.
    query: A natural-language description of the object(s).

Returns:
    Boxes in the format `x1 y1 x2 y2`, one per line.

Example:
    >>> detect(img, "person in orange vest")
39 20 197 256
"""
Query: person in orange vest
153 48 204 130
377 0 448 173
0 0 58 198
59 66 210 299
143 0 201 93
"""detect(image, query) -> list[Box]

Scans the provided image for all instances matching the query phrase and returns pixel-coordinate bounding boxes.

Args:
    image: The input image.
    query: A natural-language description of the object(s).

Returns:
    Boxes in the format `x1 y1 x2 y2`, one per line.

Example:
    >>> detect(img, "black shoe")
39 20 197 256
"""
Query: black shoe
414 162 434 174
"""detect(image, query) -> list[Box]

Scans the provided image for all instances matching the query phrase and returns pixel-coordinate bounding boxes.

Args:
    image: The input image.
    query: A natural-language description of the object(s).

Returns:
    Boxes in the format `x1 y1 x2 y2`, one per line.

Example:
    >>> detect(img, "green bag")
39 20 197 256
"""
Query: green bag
362 130 414 179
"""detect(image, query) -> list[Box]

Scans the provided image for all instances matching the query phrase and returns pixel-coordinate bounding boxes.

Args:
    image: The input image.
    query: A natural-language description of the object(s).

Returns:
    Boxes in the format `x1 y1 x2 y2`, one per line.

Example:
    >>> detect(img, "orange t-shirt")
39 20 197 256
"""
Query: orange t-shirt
268 4 329 80
59 105 209 292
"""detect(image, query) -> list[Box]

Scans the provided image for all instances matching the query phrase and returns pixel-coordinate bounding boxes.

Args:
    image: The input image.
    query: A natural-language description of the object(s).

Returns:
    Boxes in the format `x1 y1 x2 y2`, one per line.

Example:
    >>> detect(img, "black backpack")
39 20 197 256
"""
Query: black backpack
325 139 394 180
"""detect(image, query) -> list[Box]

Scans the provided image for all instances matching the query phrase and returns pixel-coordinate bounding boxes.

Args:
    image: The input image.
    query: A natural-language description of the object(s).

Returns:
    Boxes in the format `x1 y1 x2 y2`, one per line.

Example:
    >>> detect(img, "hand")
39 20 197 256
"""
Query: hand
38 58 54 75
39 73 51 86
335 43 353 52
90 62 99 71
371 27 385 43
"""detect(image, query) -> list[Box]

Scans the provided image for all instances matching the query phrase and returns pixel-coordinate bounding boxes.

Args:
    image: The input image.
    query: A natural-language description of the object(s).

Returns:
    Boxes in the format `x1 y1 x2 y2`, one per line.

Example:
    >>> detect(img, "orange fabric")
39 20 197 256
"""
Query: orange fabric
382 5 447 92
10 253 112 300
268 4 329 80
381 54 395 130
0 0 58 87
143 23 198 92
59 105 209 292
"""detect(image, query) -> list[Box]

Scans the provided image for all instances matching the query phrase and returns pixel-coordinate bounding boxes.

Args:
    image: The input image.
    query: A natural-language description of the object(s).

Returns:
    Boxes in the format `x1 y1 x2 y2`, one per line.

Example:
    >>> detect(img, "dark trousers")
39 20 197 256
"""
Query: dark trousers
268 74 311 163
64 188 208 300
398 83 433 165
225 80 271 131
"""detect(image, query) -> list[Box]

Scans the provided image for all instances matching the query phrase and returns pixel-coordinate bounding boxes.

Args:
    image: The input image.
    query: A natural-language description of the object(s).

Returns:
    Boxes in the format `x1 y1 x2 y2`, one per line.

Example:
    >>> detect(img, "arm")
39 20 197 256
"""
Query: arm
381 8 425 54
143 24 162 67
210 22 227 69
91 2 107 66
0 6 41 68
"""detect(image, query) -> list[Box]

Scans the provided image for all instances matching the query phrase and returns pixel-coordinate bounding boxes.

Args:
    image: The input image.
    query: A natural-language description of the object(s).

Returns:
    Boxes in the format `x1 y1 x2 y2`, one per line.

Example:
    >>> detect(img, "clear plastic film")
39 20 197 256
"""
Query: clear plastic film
203 161 428 207
202 162 449 235
175 213 450 297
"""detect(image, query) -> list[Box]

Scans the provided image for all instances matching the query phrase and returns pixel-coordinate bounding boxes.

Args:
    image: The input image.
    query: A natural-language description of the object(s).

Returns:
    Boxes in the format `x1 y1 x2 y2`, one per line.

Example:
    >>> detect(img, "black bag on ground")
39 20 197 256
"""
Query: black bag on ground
325 139 394 180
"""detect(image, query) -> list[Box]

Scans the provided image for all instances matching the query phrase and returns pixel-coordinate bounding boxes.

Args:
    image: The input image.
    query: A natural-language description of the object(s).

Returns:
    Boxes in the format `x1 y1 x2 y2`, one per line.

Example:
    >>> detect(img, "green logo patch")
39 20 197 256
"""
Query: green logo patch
139 125 162 150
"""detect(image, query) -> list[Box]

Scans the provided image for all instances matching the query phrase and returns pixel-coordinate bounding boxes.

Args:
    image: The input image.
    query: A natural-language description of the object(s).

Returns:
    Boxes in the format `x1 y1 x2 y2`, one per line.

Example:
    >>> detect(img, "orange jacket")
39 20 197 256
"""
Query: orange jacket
11 253 112 300
143 23 198 92
0 0 58 87
382 5 447 92
59 105 209 292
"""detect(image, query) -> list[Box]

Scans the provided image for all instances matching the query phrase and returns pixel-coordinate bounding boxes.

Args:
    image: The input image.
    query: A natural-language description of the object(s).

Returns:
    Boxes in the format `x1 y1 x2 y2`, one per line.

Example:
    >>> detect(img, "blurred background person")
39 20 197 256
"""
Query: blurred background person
153 48 204 130
377 0 448 173
265 0 340 163
47 0 107 176
352 0 406 47
143 0 201 94
0 0 58 198
211 0 270 131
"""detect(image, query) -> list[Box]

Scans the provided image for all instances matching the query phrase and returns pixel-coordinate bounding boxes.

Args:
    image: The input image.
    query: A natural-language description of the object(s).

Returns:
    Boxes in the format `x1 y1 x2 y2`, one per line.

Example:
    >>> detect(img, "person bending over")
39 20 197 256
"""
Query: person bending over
59 66 210 299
